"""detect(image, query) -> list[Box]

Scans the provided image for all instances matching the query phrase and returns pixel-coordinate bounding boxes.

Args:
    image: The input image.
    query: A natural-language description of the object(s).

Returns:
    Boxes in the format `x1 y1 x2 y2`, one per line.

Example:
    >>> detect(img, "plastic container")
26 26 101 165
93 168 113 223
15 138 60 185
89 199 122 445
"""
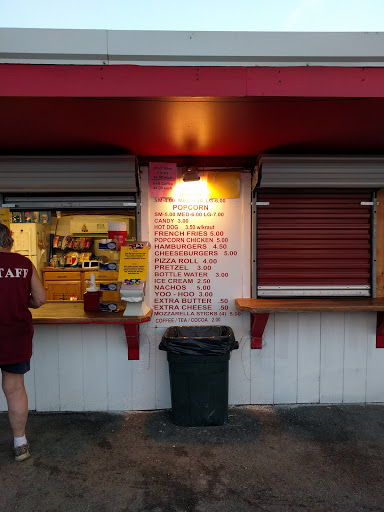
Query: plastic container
108 230 127 251
159 326 238 426
83 291 101 311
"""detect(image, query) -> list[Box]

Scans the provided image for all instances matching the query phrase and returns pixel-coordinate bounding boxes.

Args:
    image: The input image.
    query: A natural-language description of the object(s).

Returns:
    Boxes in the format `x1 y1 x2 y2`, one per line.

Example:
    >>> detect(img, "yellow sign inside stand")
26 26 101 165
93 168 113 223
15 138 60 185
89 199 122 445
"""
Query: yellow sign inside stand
118 245 149 282
0 208 10 228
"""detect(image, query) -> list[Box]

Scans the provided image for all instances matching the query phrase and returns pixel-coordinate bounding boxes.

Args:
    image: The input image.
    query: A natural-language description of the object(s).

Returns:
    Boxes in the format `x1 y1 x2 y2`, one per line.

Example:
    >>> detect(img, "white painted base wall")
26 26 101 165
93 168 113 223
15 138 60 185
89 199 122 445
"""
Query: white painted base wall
1 313 384 412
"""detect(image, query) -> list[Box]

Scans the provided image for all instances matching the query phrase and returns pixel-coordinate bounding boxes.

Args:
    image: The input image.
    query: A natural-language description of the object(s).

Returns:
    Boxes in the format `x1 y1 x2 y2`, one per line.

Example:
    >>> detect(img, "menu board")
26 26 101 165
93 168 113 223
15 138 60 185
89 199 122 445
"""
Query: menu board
149 162 177 198
150 196 243 326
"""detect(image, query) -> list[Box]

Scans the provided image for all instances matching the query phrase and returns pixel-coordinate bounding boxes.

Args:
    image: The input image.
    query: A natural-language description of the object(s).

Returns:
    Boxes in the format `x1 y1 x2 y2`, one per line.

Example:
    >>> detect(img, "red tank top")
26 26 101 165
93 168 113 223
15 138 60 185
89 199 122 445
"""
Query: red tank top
0 252 33 364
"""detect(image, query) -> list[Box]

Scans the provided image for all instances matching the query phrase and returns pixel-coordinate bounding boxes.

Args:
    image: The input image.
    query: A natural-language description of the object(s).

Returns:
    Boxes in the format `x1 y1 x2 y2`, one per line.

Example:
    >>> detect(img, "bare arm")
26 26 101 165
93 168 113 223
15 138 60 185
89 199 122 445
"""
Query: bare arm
28 265 47 309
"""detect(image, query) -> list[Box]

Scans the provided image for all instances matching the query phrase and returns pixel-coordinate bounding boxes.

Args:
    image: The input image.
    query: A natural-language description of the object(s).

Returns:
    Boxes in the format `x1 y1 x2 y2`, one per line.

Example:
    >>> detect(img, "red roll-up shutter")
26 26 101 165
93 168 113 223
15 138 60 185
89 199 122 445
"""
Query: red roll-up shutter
256 190 372 297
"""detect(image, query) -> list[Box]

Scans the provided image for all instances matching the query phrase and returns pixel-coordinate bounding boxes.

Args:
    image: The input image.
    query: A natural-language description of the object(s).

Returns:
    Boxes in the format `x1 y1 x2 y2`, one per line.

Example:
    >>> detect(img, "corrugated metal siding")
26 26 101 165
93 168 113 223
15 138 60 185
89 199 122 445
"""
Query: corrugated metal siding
0 155 137 192
257 156 384 188
257 190 372 296
2 194 137 209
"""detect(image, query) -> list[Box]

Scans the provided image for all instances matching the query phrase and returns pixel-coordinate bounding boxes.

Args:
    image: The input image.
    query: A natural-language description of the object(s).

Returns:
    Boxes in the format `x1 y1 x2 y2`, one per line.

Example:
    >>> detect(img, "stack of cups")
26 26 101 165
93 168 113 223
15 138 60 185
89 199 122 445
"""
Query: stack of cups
108 221 127 250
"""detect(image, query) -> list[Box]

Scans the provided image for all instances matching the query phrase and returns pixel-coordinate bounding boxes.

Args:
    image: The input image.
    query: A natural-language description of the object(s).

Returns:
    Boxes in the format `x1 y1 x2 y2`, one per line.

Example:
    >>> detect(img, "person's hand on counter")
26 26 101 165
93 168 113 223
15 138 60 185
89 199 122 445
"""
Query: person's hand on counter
28 265 47 309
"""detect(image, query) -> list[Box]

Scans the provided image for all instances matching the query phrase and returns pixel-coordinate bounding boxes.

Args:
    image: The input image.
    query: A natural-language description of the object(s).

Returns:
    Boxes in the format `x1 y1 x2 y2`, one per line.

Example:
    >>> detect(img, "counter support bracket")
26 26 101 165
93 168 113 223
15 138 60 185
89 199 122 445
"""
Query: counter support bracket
250 313 269 349
237 298 384 351
250 311 384 349
377 312 384 348
31 303 152 360
123 324 140 360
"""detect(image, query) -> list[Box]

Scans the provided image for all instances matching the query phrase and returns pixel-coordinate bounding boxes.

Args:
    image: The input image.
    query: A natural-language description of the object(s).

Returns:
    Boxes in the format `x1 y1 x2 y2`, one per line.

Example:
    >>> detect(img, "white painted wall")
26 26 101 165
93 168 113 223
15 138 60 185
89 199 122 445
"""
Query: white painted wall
1 311 384 412
1 168 384 412
251 312 384 404
2 28 384 67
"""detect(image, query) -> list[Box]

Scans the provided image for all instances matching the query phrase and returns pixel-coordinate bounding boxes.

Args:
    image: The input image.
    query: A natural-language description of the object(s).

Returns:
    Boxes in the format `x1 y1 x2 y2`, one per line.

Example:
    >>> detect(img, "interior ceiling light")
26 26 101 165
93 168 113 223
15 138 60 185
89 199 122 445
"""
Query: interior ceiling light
183 167 200 182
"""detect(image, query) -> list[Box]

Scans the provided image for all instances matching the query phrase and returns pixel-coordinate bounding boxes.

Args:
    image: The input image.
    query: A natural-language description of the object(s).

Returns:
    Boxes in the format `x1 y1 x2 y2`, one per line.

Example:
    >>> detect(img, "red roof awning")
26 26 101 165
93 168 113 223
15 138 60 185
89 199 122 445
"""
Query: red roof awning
1 64 384 162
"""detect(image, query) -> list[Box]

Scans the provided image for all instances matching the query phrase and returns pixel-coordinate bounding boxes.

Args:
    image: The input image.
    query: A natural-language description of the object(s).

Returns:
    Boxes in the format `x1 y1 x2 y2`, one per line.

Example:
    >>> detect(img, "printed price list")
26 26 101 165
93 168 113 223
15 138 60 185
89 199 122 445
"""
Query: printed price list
151 197 243 325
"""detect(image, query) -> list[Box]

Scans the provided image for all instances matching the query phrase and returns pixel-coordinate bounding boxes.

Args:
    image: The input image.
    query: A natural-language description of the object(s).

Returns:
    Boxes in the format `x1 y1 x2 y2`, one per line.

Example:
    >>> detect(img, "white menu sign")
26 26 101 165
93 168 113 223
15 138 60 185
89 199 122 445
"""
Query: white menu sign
150 195 243 326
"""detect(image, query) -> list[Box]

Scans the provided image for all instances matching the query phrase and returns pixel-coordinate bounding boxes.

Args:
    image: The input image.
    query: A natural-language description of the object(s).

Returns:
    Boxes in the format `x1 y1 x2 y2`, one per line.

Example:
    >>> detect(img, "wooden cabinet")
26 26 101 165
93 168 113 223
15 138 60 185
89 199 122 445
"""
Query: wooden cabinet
43 270 120 301
82 270 119 281
44 272 82 281
43 271 82 301
82 271 119 295
45 281 82 301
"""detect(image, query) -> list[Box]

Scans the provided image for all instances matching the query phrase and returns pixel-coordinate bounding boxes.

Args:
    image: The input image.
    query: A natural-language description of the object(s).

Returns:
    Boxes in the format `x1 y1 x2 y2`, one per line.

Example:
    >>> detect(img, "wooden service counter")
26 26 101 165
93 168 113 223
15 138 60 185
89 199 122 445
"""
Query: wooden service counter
31 302 153 360
235 298 384 349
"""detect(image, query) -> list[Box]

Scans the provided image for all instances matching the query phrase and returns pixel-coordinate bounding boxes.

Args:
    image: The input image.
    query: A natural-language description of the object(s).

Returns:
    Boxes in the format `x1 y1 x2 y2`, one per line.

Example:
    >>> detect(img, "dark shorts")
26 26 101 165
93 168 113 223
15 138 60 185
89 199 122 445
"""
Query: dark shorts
0 361 30 374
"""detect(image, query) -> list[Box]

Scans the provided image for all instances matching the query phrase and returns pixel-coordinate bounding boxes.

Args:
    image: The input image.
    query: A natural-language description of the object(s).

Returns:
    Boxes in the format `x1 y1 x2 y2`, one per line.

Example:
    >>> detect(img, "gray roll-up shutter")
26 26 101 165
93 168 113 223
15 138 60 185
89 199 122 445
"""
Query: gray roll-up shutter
0 155 137 192
1 194 137 209
256 155 384 188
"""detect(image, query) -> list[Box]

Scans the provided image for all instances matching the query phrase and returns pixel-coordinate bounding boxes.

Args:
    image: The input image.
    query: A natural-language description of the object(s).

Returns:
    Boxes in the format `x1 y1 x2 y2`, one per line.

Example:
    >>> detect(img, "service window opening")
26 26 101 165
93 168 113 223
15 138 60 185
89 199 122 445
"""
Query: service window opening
3 193 137 302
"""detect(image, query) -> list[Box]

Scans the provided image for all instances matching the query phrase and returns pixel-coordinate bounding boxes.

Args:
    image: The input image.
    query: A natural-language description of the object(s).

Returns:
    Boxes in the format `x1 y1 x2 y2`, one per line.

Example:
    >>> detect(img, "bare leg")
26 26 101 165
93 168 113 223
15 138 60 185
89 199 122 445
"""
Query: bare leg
1 371 28 438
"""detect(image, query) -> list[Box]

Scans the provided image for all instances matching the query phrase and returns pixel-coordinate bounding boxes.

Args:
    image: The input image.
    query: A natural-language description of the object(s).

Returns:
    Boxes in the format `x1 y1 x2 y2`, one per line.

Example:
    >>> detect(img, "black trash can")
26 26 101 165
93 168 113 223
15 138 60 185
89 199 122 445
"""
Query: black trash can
159 325 238 426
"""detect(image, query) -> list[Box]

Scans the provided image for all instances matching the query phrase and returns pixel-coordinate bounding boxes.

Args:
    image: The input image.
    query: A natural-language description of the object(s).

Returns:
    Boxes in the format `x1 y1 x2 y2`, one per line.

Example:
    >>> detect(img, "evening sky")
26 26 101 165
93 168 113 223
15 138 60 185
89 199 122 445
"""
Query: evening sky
1 0 384 31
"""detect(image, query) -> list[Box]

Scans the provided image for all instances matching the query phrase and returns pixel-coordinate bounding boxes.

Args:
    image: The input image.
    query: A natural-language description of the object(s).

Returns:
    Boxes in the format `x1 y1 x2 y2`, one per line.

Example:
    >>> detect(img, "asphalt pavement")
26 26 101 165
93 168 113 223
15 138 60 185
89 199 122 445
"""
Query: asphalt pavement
1 404 384 512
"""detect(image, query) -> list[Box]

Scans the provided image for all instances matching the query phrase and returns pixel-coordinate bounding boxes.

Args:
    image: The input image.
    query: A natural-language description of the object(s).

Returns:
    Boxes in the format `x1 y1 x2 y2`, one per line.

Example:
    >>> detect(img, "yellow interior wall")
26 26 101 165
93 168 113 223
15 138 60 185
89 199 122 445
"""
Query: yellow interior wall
207 172 240 199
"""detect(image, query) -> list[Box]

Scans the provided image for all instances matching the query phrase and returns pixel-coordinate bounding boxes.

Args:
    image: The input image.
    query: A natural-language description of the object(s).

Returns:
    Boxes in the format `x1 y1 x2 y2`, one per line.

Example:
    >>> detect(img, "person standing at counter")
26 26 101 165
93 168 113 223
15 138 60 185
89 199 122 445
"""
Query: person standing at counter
0 223 47 461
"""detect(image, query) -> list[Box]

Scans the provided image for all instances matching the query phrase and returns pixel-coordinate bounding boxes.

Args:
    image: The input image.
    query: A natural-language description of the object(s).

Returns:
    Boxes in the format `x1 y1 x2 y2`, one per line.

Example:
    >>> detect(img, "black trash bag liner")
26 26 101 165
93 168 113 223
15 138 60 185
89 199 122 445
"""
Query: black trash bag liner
159 325 239 355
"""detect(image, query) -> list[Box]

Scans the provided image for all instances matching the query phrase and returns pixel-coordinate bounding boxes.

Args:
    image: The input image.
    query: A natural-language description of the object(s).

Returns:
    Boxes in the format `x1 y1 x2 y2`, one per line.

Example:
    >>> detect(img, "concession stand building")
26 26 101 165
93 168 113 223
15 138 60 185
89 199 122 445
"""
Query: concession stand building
1 28 384 411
